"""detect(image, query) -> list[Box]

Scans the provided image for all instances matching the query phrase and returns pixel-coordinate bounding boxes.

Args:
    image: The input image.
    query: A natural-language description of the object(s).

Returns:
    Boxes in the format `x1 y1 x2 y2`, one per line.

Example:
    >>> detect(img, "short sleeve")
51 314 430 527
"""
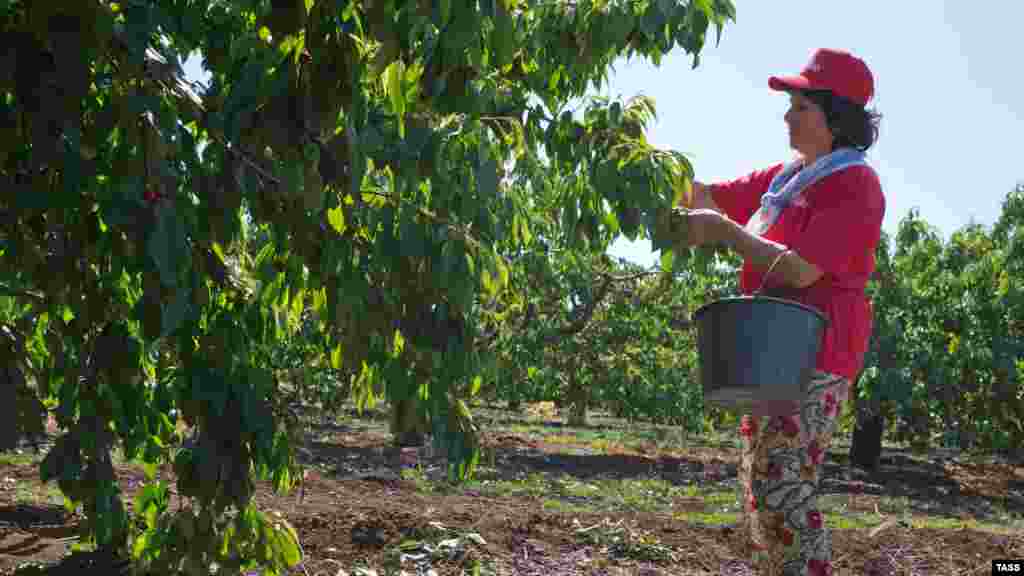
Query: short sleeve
790 167 885 277
706 163 784 226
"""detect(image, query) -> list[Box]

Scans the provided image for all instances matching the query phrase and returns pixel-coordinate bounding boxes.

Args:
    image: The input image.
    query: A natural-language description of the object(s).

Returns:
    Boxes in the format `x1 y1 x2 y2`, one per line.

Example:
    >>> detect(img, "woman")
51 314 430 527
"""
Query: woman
679 48 884 575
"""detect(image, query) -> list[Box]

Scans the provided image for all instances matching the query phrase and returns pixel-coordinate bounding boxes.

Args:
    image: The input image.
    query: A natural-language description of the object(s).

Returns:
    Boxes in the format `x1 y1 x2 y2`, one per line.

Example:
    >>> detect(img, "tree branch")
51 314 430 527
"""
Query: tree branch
476 264 668 353
540 268 660 344
594 269 661 283
0 284 47 304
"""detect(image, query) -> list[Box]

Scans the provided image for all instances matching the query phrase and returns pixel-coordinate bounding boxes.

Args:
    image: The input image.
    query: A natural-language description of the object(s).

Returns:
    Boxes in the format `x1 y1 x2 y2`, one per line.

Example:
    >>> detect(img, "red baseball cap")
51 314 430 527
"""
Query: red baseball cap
769 48 875 107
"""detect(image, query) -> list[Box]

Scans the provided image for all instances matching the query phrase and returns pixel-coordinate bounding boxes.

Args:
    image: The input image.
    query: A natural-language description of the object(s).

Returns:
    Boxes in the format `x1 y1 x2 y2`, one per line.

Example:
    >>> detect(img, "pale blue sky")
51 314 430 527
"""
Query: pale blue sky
184 2 1022 269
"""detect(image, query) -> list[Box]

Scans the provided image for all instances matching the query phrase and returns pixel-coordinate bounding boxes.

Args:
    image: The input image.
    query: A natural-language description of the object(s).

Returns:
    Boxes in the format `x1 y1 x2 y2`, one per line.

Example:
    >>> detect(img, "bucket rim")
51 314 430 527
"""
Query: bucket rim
692 295 827 325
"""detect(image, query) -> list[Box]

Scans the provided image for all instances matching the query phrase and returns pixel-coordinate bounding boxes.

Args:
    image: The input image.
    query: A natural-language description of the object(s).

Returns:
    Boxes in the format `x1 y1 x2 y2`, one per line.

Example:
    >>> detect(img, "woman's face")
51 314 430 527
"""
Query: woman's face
784 91 833 162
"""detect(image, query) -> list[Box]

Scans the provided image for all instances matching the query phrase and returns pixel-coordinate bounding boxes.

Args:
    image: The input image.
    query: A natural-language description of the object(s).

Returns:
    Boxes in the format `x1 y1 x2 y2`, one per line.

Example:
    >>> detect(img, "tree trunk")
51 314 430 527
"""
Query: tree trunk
0 325 19 451
909 399 931 453
944 367 956 449
505 363 523 412
849 374 883 472
390 397 428 447
566 368 588 427
0 367 18 451
849 410 884 472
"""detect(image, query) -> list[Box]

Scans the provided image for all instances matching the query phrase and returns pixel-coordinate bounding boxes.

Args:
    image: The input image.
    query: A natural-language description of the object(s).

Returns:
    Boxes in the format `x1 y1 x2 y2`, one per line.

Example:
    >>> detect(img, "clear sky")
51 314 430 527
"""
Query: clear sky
184 1 1022 269
602 1 1024 268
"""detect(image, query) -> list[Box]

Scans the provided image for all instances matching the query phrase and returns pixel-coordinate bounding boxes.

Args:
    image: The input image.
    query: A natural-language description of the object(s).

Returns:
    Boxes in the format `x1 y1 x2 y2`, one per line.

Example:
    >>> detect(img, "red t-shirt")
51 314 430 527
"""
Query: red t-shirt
708 163 885 381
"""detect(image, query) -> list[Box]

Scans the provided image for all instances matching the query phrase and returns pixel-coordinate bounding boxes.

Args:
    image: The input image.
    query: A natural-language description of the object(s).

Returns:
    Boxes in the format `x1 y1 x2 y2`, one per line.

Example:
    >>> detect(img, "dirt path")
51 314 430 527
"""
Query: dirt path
4 467 1021 575
2 409 1024 574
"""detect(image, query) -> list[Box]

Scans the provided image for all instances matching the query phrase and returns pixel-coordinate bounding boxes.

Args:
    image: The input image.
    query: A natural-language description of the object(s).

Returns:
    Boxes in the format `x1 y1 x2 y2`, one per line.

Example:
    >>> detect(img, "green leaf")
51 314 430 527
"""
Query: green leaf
289 288 305 328
142 460 158 481
132 482 166 531
160 286 191 339
477 155 499 198
311 286 327 316
440 0 452 26
273 466 291 493
660 249 674 273
211 241 227 264
481 269 496 296
518 215 533 245
131 533 150 560
491 2 516 68
148 209 182 288
327 206 347 234
330 343 342 369
400 211 425 258
562 201 578 246
495 256 509 288
284 157 305 197
279 33 306 60
274 521 302 566
383 60 407 137
391 327 403 354
254 242 275 269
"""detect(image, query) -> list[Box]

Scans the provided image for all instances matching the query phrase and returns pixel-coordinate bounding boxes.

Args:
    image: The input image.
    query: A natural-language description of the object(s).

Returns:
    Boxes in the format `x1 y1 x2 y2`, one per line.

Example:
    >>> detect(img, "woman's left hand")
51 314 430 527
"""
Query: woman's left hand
675 208 735 247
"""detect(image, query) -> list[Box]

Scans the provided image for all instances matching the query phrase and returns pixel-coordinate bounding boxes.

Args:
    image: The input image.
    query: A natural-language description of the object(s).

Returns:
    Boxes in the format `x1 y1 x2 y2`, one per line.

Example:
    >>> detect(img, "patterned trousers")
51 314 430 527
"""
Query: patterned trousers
738 371 849 576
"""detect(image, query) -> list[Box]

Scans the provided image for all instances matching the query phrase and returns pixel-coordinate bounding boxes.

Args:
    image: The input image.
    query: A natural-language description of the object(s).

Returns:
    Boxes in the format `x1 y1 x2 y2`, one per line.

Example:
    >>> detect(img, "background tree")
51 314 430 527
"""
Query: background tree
851 184 1024 470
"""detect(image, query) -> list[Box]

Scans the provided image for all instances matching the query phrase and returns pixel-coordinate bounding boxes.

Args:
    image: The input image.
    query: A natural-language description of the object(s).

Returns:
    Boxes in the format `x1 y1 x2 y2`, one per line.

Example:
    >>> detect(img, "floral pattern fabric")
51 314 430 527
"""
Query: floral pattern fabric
738 371 849 576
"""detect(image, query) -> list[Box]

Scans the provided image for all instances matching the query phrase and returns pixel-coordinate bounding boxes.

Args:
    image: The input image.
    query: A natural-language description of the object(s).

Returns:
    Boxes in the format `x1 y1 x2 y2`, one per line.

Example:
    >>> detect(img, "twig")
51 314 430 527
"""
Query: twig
540 266 655 343
574 521 604 533
868 517 900 539
294 540 312 576
223 141 283 186
319 559 348 576
0 284 47 303
594 268 661 283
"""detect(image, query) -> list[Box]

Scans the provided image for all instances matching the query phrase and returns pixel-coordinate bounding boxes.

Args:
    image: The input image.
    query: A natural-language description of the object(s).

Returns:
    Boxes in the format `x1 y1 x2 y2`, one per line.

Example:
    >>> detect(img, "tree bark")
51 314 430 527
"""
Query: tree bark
0 366 18 451
849 373 883 472
566 365 588 427
390 397 429 447
1 324 23 451
849 410 884 472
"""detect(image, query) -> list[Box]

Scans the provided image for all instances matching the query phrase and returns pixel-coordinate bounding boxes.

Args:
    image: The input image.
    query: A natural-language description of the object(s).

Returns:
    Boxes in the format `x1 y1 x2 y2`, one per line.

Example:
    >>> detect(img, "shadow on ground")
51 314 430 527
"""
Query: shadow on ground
301 422 1024 526
0 505 69 530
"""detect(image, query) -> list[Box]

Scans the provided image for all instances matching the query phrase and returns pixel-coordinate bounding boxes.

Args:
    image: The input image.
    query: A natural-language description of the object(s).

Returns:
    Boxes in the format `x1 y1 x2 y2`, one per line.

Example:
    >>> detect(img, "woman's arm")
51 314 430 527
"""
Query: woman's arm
683 209 824 289
683 164 784 225
722 219 825 289
688 181 721 211
686 167 884 291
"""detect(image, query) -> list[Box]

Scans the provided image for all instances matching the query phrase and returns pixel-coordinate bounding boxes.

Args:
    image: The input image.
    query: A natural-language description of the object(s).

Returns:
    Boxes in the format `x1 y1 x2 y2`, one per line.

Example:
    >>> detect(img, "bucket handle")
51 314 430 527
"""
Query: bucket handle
679 248 795 329
753 249 794 296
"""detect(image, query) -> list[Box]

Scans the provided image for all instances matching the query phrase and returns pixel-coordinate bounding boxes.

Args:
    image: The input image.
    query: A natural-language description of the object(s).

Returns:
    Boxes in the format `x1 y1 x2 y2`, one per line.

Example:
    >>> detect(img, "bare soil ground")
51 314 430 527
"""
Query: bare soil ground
2 406 1023 575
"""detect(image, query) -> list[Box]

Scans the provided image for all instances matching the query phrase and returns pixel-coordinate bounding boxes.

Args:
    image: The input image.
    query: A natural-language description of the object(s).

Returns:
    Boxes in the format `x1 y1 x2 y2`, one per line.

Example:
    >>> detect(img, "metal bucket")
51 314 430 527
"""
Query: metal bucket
692 295 827 413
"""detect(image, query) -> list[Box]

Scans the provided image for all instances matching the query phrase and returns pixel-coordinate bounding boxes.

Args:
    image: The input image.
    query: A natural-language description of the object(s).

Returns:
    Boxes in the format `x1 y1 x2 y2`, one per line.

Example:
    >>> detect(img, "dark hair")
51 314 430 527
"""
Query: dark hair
803 89 882 152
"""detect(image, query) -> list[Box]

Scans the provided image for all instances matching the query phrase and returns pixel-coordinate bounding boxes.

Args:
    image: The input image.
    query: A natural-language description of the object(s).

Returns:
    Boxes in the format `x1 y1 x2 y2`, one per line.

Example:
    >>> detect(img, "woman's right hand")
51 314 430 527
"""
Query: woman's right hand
682 181 719 211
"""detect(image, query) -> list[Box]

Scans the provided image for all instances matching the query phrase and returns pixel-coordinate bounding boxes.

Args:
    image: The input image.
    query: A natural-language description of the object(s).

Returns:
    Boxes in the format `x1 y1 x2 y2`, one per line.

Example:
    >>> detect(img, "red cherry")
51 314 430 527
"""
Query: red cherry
144 188 171 204
807 510 823 530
